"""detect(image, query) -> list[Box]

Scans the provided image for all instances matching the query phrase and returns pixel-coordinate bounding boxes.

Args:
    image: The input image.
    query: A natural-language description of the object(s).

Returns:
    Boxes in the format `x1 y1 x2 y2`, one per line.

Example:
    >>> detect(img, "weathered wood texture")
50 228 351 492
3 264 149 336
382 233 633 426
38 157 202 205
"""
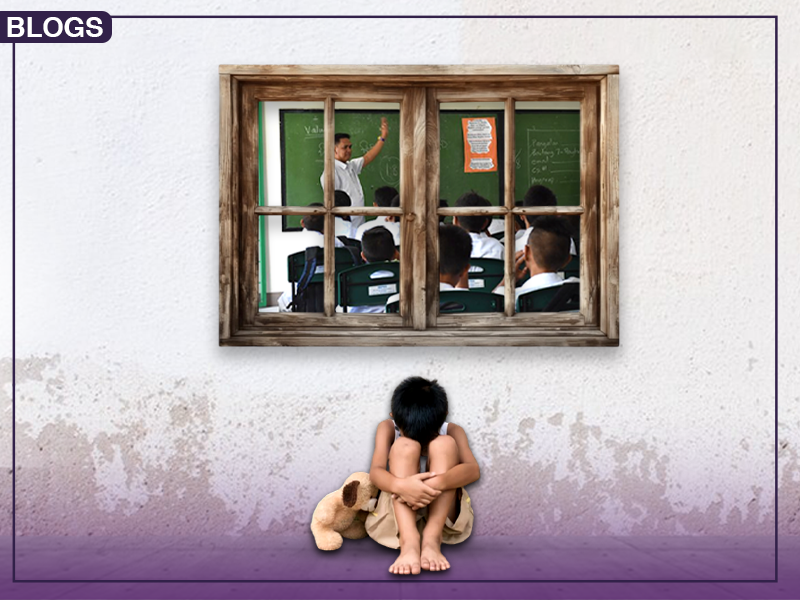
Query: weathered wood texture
239 85 260 327
435 88 585 103
254 313 405 328
579 83 601 326
600 75 620 340
408 88 428 330
436 206 585 216
426 88 440 328
220 67 619 346
220 65 620 76
399 90 415 327
254 206 404 216
323 97 335 317
223 327 618 347
504 97 516 317
219 74 234 342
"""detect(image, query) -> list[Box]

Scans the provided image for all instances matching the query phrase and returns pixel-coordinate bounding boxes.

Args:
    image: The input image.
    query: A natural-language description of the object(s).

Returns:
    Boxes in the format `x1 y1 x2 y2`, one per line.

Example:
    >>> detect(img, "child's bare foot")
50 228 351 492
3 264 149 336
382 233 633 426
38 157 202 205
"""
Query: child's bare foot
388 539 421 575
420 535 450 572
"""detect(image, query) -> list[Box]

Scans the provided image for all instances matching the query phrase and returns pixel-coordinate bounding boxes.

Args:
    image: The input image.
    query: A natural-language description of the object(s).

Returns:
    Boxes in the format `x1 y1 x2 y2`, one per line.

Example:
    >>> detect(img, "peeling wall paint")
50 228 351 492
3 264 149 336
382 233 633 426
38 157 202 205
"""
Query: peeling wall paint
2 0 798 539
3 352 787 537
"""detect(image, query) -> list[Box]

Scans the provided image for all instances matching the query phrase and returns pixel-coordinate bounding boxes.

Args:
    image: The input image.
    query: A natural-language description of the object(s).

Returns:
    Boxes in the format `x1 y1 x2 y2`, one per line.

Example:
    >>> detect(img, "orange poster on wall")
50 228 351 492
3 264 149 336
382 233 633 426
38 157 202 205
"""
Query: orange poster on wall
462 117 498 173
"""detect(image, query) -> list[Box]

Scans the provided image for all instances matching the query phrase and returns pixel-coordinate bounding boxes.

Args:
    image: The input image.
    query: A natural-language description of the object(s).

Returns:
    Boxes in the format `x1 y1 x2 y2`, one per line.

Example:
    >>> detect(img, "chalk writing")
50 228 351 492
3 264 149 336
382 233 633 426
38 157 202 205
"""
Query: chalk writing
379 156 400 185
526 128 579 195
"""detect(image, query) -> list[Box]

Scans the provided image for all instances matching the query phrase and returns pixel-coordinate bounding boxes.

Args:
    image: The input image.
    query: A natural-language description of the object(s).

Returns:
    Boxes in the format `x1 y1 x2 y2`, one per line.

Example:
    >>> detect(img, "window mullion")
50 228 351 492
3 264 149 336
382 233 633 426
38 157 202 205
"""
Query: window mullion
424 88 440 328
400 87 428 330
600 75 620 339
323 97 336 317
580 84 600 326
503 97 516 317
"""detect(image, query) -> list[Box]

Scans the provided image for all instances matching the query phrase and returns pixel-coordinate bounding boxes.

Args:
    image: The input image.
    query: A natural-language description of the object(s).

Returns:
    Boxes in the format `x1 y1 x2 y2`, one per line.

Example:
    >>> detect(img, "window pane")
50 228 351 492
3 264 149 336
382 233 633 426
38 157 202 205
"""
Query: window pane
439 102 506 210
514 215 581 314
260 101 326 231
437 222 505 315
340 218 401 315
514 101 581 206
258 214 331 314
330 101 401 216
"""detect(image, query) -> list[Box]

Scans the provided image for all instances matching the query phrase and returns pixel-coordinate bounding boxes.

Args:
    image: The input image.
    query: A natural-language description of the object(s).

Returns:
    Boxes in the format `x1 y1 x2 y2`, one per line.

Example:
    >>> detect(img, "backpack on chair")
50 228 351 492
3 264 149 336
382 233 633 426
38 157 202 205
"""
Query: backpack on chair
290 244 363 312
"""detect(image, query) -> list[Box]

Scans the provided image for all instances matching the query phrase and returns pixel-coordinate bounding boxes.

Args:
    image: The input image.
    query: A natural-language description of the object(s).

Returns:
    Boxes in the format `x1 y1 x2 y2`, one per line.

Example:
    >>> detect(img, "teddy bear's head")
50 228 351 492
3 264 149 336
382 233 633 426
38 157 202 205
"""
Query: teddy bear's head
341 471 379 512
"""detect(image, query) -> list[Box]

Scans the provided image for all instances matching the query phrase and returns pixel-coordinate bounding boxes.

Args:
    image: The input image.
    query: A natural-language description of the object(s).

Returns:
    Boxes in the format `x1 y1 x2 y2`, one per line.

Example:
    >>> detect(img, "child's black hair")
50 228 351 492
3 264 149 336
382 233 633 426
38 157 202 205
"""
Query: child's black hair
438 225 472 276
527 215 572 271
374 186 398 208
361 226 396 263
523 184 557 207
455 191 491 232
334 190 352 207
438 199 449 225
303 202 324 233
391 376 448 447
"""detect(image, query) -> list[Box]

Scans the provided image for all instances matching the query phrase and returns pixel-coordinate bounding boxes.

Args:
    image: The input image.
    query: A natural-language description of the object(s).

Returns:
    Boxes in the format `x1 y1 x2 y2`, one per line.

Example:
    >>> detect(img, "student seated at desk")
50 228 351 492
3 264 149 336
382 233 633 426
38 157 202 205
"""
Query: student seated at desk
453 192 504 260
334 190 359 242
276 205 344 312
514 185 577 256
494 215 578 300
386 225 471 308
348 226 400 314
439 225 473 291
355 186 401 245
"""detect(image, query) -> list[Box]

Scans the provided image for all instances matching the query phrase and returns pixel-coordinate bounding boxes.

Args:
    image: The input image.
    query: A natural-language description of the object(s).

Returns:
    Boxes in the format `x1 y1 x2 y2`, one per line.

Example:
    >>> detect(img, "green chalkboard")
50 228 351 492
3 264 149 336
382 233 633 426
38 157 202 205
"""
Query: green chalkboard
273 108 581 230
438 111 504 206
279 109 401 230
438 110 580 206
514 111 580 205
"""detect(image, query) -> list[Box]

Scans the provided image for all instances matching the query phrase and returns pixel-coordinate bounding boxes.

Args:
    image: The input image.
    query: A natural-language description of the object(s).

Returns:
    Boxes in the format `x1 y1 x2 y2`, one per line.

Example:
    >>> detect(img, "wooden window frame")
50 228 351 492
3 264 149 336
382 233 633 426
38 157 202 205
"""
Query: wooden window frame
219 65 619 347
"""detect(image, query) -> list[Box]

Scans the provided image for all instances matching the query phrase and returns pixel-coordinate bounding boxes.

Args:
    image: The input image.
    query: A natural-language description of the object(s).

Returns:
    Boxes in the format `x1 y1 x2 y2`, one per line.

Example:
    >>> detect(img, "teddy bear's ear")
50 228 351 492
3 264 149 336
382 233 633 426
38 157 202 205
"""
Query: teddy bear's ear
342 480 360 508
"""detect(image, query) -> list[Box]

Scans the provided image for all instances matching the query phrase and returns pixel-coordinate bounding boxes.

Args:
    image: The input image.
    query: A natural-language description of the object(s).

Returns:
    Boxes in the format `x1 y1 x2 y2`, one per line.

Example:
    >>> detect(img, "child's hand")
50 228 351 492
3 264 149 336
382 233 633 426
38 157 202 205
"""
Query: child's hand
394 472 441 510
514 250 528 281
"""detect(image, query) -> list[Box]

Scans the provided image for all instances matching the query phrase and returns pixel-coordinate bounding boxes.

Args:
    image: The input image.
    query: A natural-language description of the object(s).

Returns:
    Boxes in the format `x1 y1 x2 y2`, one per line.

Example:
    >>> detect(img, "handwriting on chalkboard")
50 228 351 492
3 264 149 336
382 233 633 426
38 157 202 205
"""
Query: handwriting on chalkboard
379 156 400 186
526 128 579 189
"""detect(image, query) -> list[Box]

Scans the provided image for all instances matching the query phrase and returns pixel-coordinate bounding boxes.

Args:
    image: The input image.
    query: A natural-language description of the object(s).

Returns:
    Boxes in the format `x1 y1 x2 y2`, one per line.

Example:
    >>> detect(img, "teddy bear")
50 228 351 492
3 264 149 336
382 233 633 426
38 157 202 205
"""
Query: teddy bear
310 471 379 551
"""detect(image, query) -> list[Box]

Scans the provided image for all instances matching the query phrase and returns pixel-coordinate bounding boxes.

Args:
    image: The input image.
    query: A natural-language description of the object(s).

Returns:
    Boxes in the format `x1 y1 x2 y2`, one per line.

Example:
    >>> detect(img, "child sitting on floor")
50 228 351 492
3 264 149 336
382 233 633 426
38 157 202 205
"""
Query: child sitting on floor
367 377 480 575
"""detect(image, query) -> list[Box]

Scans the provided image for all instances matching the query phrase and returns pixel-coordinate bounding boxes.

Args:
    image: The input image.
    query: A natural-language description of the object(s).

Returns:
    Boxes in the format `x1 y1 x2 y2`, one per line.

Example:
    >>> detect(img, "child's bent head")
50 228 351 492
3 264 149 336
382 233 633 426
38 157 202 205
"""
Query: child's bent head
391 377 448 447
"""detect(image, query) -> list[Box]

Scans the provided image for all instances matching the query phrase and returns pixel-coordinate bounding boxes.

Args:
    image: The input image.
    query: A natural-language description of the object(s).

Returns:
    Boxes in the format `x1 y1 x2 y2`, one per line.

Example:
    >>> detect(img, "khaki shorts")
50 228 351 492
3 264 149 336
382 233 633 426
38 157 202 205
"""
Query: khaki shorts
365 488 474 549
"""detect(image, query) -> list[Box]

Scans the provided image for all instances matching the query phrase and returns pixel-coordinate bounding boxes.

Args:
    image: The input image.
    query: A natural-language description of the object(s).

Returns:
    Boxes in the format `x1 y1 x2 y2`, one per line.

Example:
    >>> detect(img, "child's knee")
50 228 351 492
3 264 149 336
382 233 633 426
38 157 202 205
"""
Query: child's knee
428 435 458 459
390 436 422 460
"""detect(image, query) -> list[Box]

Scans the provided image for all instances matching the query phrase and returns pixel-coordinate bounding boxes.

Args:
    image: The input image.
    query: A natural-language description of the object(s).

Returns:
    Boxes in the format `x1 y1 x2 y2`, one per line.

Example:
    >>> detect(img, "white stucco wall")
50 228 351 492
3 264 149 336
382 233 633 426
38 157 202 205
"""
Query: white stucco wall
2 0 797 538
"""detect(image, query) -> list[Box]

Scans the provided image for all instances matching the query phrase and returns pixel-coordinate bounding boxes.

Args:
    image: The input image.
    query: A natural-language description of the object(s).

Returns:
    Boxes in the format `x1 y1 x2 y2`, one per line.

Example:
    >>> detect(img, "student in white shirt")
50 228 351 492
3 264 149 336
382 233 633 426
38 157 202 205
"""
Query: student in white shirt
452 192 504 260
494 215 578 300
355 186 401 245
438 224 474 291
514 185 577 256
276 204 345 312
334 190 358 241
320 121 389 230
386 225 471 307
348 226 399 314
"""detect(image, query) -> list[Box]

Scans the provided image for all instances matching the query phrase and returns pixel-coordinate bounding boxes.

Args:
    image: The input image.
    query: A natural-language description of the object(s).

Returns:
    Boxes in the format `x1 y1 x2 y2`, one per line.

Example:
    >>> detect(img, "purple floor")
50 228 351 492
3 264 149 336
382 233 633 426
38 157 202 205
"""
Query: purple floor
2 535 798 599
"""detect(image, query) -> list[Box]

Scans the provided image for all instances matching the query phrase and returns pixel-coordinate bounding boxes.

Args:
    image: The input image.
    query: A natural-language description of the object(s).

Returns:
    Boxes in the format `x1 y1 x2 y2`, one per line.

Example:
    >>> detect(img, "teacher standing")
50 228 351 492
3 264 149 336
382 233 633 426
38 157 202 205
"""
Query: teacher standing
320 117 389 229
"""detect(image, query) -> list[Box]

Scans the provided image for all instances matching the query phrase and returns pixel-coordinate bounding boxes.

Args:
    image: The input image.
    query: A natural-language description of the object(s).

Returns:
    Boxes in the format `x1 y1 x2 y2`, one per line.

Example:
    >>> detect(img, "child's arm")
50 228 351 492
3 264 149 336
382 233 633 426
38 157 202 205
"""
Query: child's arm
425 424 480 492
493 250 527 291
369 419 441 508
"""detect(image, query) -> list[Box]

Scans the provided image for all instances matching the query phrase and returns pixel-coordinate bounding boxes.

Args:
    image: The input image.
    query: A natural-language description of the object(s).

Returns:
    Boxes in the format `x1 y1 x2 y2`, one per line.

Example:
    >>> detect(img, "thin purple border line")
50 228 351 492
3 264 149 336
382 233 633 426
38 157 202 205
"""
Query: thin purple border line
773 13 779 584
11 41 15 587
10 13 779 589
